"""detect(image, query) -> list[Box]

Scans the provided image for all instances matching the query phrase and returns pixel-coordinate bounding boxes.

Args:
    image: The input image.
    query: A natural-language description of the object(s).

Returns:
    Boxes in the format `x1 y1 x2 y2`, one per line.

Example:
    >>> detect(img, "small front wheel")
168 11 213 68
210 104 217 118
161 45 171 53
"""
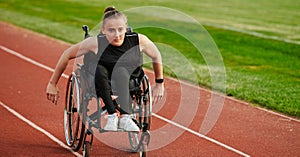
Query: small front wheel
83 141 92 157
139 143 147 157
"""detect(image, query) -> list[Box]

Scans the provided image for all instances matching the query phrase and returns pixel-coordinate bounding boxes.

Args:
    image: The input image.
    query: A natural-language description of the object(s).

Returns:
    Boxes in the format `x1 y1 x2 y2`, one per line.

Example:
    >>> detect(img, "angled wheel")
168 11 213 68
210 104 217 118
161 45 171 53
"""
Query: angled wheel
83 141 92 157
82 130 94 157
64 70 85 151
128 75 152 155
139 132 149 157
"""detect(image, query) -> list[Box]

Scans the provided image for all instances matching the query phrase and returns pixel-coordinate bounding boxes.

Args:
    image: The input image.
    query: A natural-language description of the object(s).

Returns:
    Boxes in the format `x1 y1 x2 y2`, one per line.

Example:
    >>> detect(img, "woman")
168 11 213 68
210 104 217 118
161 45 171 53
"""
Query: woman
46 7 164 132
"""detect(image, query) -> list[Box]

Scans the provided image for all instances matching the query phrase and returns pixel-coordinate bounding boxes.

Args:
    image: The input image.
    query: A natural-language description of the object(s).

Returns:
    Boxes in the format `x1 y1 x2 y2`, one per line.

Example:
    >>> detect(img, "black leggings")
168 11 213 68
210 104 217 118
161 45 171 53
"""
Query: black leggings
95 64 132 115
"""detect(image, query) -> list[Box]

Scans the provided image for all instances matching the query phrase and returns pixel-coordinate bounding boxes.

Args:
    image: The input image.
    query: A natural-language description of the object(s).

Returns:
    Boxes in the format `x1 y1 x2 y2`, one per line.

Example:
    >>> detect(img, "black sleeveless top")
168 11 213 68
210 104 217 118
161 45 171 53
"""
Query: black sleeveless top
96 32 142 76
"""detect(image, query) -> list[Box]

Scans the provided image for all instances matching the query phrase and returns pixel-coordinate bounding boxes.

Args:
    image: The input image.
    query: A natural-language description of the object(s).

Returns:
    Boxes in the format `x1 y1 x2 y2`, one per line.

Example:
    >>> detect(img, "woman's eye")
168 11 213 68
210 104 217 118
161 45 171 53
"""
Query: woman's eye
108 29 115 33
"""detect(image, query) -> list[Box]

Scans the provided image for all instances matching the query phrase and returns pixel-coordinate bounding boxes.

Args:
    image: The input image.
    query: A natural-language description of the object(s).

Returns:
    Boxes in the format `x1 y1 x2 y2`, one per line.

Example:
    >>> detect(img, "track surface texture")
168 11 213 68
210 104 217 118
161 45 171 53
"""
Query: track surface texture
0 22 299 157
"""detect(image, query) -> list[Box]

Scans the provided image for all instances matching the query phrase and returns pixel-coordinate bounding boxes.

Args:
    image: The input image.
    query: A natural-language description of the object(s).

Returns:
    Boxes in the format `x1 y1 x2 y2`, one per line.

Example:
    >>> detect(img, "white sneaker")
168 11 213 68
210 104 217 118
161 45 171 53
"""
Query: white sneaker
119 114 140 132
103 113 118 131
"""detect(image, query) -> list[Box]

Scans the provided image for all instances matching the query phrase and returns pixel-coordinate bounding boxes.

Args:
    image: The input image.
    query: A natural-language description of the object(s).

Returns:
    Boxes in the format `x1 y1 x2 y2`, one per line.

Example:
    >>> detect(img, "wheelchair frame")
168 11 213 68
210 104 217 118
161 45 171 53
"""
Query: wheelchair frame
63 25 152 157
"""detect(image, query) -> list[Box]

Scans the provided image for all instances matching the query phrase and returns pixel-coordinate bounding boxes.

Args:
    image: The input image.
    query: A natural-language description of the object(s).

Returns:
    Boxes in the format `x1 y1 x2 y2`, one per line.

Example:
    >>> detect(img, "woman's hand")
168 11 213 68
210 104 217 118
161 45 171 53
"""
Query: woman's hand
46 82 60 105
152 83 164 104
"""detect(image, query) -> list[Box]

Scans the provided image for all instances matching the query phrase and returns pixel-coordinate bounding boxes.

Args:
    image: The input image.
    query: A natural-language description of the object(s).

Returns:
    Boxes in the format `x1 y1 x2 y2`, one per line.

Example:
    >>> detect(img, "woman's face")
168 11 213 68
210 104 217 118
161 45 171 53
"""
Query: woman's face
102 17 127 46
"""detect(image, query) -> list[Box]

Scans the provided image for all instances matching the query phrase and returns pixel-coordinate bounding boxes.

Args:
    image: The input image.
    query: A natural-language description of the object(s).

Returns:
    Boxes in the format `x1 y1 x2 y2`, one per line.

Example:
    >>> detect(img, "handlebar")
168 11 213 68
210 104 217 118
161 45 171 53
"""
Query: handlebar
82 25 90 39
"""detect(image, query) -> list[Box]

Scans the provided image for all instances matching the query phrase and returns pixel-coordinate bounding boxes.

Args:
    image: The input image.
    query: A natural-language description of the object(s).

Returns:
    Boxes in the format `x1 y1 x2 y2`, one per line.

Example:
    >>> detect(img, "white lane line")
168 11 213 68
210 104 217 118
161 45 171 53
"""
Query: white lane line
0 45 250 156
153 113 250 157
144 67 300 123
0 45 69 79
0 100 82 157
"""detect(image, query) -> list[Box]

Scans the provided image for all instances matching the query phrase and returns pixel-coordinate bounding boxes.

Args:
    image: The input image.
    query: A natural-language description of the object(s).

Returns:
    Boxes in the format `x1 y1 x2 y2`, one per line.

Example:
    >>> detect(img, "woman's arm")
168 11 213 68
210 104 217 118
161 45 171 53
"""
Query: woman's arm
138 34 164 104
139 34 163 78
46 37 97 104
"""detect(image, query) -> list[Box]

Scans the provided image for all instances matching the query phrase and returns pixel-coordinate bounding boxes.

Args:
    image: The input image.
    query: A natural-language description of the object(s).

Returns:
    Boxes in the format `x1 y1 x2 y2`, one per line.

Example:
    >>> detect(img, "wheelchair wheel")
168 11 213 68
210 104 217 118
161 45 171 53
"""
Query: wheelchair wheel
130 130 150 157
64 71 85 151
139 134 149 157
128 75 152 155
82 130 93 157
83 141 92 157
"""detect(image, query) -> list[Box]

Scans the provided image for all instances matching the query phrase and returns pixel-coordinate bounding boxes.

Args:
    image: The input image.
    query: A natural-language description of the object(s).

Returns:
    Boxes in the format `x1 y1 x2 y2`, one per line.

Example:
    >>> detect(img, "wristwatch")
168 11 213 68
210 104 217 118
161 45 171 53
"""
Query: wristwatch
155 78 164 83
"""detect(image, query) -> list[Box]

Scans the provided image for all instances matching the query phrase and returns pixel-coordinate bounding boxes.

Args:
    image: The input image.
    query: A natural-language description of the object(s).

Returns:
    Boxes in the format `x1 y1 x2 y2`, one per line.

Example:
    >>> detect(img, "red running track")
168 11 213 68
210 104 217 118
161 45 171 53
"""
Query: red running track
0 21 299 157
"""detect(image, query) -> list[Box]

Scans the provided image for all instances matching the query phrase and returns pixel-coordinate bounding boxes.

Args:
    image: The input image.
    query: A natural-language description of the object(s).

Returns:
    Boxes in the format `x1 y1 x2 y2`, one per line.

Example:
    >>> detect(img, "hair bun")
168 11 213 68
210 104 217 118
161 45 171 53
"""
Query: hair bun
104 6 116 13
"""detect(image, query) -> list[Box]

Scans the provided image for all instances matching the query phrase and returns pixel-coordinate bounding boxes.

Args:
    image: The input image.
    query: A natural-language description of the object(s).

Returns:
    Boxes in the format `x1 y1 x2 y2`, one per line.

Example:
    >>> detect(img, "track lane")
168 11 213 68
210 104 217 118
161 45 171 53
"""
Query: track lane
0 48 78 156
0 100 81 157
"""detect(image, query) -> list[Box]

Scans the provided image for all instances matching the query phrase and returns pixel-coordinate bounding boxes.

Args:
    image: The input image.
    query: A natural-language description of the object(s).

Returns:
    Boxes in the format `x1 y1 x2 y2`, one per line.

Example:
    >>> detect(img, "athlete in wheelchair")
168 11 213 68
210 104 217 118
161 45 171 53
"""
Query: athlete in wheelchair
46 6 164 156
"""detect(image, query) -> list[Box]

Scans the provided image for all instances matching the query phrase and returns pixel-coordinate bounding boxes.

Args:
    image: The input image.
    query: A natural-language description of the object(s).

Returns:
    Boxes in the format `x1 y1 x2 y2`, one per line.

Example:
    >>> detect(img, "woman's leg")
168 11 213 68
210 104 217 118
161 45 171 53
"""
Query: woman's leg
110 66 139 132
94 64 116 114
111 66 132 114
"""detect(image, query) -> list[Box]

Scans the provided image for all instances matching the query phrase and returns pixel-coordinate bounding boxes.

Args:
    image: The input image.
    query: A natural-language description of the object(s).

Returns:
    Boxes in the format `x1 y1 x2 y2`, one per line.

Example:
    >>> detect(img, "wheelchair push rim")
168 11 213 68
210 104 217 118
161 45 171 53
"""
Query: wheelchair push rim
128 75 152 155
63 71 85 151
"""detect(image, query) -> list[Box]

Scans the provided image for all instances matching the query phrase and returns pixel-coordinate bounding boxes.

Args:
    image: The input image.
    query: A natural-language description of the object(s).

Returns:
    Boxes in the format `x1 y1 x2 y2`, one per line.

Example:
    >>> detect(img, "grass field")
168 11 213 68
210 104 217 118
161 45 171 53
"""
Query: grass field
0 0 299 117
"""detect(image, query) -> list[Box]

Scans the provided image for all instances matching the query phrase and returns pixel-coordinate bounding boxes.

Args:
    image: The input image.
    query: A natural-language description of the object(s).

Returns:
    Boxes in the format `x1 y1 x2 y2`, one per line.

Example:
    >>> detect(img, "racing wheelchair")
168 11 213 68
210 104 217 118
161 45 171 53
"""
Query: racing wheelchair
63 25 152 157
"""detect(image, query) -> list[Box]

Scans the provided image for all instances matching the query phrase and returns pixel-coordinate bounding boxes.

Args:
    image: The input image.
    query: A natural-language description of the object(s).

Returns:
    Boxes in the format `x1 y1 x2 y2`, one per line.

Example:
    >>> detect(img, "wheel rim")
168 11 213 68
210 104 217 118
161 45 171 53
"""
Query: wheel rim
128 75 152 152
63 72 85 151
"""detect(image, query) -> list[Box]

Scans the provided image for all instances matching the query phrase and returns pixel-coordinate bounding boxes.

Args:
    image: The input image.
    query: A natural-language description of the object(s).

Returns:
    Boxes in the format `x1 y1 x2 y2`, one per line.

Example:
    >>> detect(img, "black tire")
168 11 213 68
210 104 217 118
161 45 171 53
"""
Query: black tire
83 141 92 157
64 71 85 151
128 75 152 153
140 143 147 157
132 131 150 157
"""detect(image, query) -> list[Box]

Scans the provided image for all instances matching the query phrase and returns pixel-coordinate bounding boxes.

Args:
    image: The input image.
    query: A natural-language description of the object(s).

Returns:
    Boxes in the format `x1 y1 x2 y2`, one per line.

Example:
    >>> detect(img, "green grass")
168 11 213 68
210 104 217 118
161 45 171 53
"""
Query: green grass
0 0 299 117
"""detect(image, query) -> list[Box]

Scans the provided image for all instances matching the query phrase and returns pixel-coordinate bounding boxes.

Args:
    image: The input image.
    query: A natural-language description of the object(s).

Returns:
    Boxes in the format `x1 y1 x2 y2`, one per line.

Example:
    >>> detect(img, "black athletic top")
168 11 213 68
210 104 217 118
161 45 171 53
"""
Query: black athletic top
97 32 143 77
